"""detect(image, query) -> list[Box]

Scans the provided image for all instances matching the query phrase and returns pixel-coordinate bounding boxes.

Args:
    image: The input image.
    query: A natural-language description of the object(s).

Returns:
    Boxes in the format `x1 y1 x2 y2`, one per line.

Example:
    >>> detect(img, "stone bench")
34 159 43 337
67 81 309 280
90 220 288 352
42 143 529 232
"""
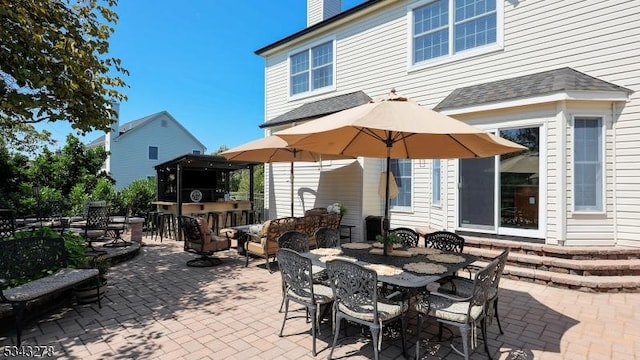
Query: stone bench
0 236 100 346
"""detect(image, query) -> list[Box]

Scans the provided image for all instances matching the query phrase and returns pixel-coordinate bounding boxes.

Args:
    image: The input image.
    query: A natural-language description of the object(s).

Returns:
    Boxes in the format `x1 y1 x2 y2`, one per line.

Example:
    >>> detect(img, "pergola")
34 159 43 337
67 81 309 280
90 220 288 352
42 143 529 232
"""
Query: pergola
154 154 259 227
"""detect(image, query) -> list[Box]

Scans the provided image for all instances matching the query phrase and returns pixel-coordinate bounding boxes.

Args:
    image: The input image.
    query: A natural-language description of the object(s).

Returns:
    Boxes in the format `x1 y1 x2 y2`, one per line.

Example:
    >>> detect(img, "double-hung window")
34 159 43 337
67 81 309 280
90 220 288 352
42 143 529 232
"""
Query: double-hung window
573 117 604 212
390 159 412 209
290 40 334 96
432 159 441 205
148 146 158 160
412 0 498 64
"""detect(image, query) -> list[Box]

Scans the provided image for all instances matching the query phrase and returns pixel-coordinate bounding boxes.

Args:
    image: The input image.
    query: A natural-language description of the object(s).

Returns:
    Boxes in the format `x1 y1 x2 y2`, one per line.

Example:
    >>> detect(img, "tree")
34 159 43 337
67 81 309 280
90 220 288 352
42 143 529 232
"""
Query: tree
211 145 229 155
0 0 128 151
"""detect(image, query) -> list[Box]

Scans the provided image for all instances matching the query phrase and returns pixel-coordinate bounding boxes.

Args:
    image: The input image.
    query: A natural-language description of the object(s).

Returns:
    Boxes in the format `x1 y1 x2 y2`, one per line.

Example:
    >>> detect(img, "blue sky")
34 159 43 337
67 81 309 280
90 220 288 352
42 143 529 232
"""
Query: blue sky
42 0 364 152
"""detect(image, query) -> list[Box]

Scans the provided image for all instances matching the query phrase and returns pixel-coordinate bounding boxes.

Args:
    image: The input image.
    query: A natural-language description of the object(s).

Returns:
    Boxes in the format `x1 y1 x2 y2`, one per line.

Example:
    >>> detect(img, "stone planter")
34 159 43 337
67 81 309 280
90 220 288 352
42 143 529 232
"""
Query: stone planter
73 277 107 304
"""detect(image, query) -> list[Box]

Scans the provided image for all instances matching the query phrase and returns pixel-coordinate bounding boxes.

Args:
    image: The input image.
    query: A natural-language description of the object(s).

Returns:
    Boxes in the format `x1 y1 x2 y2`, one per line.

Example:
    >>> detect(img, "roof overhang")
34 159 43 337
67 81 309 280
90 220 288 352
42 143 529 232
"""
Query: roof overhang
154 154 258 171
255 0 396 57
439 90 631 115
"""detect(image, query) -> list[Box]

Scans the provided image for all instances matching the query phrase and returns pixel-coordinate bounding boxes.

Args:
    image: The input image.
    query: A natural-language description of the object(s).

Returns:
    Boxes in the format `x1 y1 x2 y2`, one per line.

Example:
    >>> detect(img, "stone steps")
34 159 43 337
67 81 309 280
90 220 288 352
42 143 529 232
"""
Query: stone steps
461 236 640 293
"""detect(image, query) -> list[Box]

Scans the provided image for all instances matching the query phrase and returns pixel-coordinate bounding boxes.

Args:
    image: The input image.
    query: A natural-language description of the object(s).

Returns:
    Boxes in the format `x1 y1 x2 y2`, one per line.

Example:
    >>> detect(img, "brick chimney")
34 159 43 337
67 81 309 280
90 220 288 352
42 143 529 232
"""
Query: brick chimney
307 0 342 27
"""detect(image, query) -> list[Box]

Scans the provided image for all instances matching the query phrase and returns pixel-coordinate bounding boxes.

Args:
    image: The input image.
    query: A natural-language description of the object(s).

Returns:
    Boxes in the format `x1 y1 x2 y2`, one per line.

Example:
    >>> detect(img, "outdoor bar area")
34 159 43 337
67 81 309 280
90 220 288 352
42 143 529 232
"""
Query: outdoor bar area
153 154 258 235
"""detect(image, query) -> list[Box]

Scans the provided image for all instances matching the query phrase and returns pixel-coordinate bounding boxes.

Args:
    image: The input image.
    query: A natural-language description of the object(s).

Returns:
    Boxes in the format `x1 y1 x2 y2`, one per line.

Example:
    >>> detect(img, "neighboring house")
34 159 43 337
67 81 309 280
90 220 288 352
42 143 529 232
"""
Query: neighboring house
87 105 206 190
255 0 639 247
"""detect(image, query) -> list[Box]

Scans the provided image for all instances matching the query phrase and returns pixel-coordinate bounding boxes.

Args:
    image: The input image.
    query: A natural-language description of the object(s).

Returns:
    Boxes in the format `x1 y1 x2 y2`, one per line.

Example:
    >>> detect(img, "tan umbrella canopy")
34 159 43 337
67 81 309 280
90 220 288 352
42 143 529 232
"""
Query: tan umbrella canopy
276 90 526 254
221 135 353 216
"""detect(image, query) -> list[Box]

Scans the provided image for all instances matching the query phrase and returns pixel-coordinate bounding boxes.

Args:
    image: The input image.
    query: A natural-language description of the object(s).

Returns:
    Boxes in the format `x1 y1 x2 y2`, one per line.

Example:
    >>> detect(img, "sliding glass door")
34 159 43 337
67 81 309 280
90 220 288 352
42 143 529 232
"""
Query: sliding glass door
458 126 542 238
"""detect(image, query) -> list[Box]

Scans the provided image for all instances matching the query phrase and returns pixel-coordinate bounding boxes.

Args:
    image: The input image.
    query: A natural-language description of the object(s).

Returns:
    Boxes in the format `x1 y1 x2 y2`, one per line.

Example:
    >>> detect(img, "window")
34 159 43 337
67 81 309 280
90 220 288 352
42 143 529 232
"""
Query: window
432 159 441 205
412 0 497 64
573 117 603 212
390 159 412 209
290 40 334 96
148 146 158 160
192 150 201 155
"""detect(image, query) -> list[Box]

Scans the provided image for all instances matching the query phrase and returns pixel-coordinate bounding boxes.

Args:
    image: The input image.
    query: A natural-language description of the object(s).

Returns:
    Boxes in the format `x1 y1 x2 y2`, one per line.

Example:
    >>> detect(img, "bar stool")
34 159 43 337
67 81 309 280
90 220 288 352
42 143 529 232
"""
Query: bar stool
145 211 160 241
240 209 250 225
224 210 243 227
207 211 222 234
159 213 176 241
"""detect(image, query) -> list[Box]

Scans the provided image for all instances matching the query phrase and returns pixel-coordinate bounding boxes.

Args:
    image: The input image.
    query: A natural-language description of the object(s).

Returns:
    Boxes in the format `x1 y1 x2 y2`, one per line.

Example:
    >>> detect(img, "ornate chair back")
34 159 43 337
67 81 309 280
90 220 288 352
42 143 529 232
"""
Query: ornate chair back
0 209 16 239
314 227 340 248
327 259 379 323
490 249 509 298
277 230 309 253
389 227 419 247
85 206 109 234
277 248 315 302
425 231 465 253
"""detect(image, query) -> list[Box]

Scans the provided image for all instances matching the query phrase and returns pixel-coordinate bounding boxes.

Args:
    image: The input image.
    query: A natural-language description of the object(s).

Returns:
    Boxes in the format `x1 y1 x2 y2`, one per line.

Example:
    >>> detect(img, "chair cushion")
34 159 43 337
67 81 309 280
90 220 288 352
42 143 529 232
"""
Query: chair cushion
439 278 498 301
260 220 271 237
338 299 408 322
201 235 230 252
414 294 483 324
287 284 333 304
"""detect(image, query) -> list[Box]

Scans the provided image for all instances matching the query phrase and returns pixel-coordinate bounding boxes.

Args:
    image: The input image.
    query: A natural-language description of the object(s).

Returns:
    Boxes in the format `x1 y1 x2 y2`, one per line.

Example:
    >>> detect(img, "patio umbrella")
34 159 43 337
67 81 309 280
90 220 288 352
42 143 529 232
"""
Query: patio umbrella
221 135 353 217
276 90 526 254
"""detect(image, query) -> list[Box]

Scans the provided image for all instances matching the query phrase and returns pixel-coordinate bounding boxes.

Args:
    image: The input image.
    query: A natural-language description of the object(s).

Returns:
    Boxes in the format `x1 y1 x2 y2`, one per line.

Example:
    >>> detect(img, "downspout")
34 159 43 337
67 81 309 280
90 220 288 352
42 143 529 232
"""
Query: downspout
612 102 618 245
558 101 567 245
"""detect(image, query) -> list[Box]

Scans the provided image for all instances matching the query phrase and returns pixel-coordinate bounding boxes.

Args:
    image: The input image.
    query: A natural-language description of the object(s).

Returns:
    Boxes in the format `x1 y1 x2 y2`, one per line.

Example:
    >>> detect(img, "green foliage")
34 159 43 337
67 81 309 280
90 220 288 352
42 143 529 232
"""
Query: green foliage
375 232 400 244
120 177 156 217
87 256 111 276
91 177 117 205
0 0 129 151
235 165 264 194
69 183 90 216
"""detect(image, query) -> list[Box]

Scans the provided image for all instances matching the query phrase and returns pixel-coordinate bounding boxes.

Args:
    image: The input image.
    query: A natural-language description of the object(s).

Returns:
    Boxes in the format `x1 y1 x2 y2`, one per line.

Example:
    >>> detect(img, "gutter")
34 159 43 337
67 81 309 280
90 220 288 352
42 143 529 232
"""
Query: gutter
255 0 391 56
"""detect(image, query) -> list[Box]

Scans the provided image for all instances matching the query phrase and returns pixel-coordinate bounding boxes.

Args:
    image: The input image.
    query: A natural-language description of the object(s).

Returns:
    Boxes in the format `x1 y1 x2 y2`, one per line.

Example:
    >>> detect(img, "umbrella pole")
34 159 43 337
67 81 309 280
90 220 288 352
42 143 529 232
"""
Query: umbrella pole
383 136 392 256
290 161 294 217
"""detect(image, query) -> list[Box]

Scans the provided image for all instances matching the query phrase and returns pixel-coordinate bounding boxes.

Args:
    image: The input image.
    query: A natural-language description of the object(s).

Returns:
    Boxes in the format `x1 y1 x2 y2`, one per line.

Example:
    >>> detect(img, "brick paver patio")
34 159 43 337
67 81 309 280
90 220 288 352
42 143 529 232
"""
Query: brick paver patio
1 237 638 359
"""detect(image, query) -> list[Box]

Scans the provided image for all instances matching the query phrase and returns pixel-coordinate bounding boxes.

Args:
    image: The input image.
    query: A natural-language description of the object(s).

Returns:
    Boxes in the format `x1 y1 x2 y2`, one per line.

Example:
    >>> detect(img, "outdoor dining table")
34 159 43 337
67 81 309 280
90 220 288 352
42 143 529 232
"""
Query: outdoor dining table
302 243 477 289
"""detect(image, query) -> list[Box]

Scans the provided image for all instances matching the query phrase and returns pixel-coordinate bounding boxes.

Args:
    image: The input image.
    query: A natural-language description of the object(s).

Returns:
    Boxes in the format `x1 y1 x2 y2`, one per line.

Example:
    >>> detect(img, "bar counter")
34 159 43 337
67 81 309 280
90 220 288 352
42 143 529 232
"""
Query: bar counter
152 200 252 215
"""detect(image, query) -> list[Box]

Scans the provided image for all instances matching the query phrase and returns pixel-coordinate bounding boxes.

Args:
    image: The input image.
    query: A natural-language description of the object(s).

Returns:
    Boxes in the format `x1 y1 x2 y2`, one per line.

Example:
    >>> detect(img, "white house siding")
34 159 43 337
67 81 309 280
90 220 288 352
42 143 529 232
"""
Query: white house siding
111 114 205 190
262 0 640 245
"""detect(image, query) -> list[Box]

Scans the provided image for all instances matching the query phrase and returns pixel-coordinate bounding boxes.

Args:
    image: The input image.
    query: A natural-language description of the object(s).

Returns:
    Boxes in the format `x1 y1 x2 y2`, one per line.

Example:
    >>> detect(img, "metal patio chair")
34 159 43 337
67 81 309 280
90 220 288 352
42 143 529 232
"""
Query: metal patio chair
277 248 334 356
314 227 340 248
389 227 420 247
440 248 510 334
326 259 408 360
414 258 499 360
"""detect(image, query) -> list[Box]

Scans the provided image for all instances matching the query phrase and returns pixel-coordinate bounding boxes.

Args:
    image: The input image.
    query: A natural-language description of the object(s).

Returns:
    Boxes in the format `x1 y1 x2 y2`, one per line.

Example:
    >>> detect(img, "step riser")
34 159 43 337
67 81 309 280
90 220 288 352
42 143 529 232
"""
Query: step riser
460 237 640 293
469 253 640 277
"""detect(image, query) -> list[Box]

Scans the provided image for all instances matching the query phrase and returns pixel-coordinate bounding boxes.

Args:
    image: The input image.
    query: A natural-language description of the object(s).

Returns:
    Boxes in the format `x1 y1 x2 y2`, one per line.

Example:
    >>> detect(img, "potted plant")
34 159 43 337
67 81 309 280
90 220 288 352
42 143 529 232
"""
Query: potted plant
327 202 347 216
375 232 400 254
73 256 110 304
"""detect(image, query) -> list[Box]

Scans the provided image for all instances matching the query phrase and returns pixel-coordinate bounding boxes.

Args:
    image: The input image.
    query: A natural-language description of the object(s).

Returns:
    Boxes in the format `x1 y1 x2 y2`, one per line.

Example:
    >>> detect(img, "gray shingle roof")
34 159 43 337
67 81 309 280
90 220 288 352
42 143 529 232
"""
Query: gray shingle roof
260 91 372 128
86 111 166 147
434 67 633 111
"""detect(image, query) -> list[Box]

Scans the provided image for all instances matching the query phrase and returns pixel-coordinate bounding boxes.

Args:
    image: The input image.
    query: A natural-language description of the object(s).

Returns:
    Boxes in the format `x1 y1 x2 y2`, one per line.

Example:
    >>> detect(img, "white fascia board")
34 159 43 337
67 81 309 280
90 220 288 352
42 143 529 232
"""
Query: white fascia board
440 91 630 115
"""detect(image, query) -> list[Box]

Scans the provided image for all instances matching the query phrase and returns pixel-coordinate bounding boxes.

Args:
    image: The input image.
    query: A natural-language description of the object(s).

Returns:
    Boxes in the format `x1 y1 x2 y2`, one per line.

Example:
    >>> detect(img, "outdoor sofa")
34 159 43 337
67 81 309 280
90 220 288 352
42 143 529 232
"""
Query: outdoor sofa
241 213 341 272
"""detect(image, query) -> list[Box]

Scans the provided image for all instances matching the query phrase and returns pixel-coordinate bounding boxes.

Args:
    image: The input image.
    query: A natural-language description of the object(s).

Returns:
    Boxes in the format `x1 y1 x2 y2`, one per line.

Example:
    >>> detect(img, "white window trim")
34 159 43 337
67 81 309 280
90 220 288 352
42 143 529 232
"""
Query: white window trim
432 159 442 207
406 0 504 72
287 35 337 101
192 149 202 155
571 115 606 215
390 159 414 213
148 145 159 160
